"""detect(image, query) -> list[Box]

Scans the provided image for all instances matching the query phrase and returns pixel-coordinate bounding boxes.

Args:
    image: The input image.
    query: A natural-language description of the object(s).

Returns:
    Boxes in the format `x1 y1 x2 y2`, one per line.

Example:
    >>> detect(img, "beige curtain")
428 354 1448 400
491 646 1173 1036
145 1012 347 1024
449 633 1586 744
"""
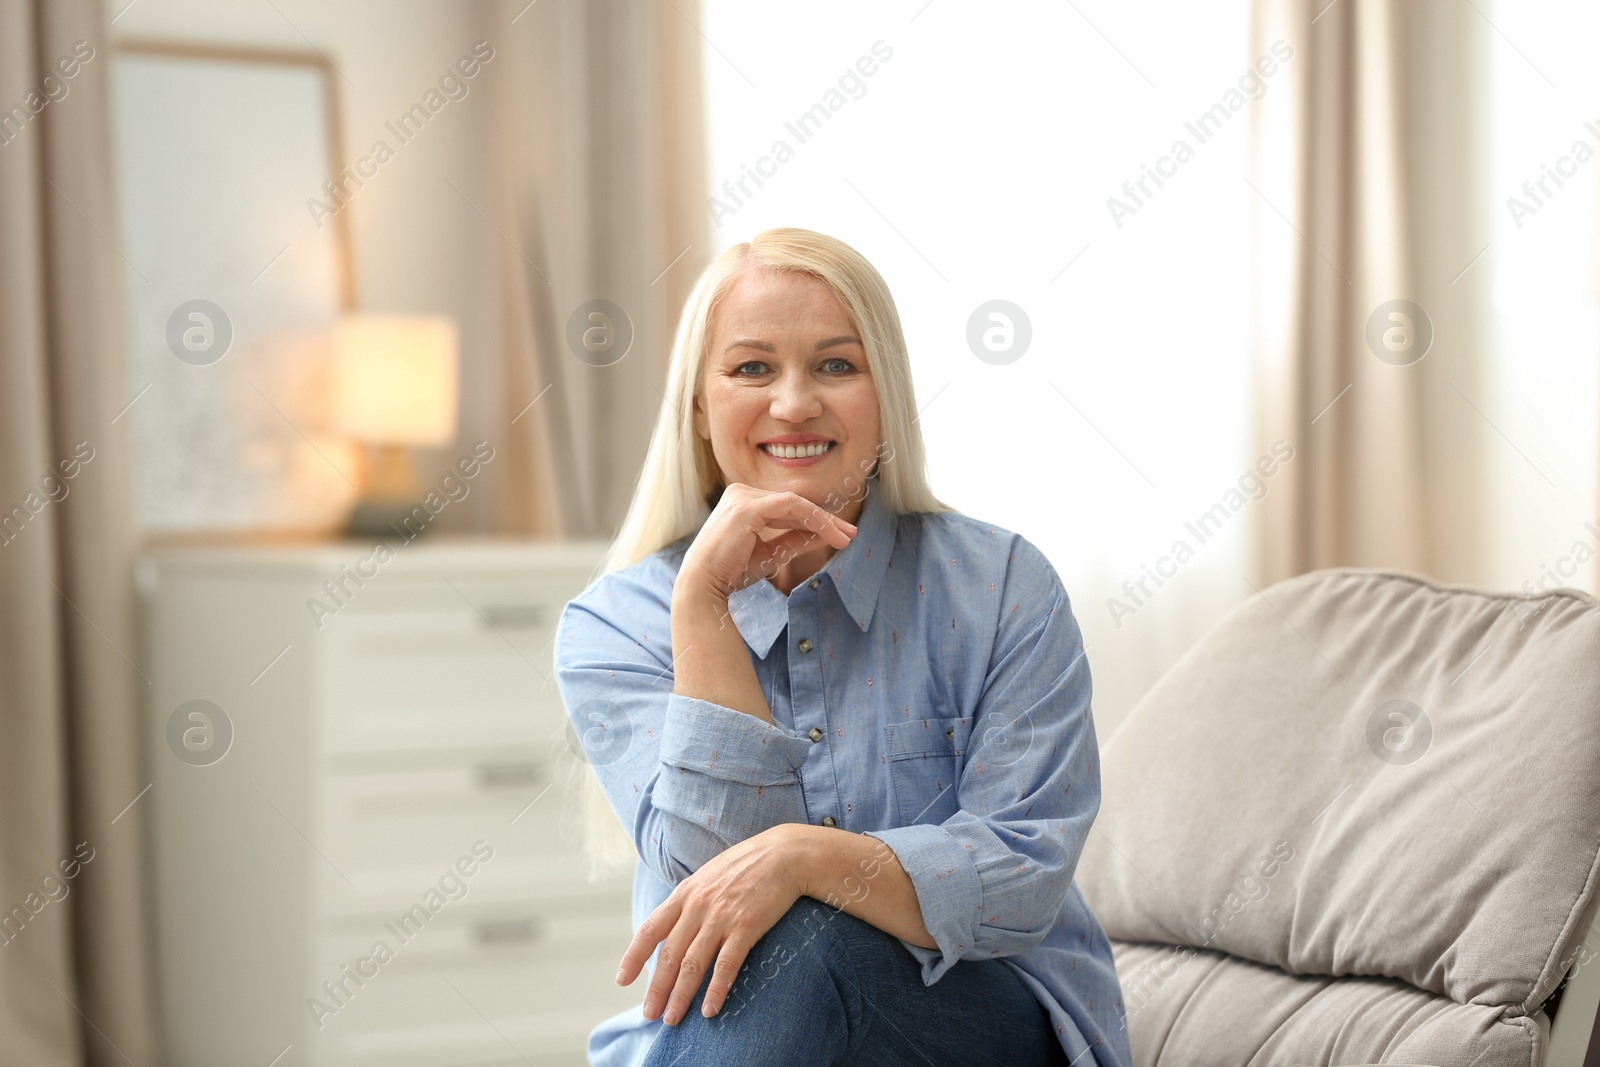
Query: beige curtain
0 0 159 1064
488 0 713 539
1249 0 1432 584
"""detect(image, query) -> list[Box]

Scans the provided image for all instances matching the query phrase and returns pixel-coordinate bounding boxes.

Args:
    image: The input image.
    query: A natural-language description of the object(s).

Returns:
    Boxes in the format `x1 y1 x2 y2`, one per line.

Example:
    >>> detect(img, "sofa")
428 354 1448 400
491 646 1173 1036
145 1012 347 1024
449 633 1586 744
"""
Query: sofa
1074 567 1600 1065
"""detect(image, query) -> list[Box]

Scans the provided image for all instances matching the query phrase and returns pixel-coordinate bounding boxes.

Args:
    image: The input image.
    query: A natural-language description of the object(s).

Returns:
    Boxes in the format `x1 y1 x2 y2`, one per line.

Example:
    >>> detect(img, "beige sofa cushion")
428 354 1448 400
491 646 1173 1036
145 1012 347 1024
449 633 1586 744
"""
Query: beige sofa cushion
1111 939 1546 1065
1077 568 1600 1028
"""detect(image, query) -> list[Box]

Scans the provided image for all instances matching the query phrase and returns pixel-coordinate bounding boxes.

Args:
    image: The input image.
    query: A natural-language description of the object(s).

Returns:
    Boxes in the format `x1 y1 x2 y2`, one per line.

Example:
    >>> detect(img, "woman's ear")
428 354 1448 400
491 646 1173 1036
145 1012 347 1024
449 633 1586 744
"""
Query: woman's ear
690 390 710 440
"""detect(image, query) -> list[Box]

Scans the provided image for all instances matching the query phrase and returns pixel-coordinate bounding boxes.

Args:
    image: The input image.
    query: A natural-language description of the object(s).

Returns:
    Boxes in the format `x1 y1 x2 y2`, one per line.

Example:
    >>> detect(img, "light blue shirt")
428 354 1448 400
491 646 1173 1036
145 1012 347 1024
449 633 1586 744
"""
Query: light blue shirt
553 478 1132 1067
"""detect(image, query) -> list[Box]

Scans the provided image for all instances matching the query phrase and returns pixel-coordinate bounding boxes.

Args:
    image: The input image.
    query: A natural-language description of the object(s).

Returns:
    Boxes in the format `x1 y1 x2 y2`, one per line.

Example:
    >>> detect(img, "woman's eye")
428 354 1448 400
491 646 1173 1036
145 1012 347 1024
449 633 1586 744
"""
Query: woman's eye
822 358 856 374
735 361 767 376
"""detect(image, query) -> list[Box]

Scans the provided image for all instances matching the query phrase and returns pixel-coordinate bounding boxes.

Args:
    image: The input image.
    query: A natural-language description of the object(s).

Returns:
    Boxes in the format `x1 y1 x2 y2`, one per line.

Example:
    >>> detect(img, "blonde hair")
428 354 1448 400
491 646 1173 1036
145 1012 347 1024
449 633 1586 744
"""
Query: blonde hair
575 227 953 876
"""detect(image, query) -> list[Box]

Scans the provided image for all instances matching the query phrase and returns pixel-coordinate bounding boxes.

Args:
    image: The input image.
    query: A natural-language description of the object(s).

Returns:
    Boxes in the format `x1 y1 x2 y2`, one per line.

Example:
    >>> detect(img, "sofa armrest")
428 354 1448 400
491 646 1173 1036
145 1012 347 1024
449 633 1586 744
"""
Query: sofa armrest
1547 936 1600 1067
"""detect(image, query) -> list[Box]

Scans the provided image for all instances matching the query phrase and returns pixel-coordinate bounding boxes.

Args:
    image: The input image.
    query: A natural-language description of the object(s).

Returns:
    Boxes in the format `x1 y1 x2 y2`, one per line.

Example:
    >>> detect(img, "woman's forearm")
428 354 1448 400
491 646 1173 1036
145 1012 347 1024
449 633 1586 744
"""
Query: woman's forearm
672 592 935 951
671 589 774 724
788 824 937 950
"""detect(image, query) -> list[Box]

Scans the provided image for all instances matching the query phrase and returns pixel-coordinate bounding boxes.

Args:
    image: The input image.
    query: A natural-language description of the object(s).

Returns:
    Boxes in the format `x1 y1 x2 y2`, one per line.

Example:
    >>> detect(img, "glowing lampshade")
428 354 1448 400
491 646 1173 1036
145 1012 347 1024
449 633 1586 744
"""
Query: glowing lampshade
332 315 459 446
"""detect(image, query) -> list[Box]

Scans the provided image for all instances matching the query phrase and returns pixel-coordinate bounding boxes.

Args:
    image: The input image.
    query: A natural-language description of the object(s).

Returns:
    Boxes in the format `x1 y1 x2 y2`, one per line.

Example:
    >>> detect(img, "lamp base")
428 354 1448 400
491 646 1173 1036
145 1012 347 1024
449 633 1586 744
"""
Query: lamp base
343 444 432 540
356 443 421 498
344 497 435 541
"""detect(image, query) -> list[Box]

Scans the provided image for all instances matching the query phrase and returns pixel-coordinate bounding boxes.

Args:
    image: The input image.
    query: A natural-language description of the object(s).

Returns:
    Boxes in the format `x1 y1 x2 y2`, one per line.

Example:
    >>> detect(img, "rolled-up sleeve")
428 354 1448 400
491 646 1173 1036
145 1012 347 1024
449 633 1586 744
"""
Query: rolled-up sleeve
863 543 1101 985
554 576 814 885
658 694 812 787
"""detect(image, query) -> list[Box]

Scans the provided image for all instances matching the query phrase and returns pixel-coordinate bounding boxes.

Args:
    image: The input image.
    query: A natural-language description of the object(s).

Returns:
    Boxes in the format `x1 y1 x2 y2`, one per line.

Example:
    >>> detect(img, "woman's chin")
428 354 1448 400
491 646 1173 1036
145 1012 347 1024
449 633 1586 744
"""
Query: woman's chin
749 473 831 505
743 452 861 503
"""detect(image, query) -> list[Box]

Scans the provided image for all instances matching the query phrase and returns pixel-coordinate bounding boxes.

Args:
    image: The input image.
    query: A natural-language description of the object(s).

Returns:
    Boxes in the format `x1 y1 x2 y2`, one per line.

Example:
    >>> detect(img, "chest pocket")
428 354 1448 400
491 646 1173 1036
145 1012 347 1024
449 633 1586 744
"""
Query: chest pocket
882 716 970 826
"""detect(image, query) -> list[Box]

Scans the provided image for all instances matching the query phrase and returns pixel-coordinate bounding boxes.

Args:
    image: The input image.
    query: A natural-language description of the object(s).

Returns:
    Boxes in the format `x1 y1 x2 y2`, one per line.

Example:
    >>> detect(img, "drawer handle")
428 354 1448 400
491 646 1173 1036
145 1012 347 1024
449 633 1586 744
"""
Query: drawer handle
476 761 544 789
474 918 542 946
480 605 550 630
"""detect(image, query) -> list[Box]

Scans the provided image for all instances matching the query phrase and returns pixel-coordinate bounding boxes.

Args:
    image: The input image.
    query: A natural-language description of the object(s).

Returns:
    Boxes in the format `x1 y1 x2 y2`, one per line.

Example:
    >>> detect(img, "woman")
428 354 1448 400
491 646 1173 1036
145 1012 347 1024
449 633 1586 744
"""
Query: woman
554 228 1131 1067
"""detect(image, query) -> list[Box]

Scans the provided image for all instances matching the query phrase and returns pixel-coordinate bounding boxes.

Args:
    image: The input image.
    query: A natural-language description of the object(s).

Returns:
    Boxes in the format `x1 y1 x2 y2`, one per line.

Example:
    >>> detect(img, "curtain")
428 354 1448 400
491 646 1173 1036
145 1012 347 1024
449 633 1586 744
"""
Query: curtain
0 0 159 1063
488 0 713 539
0 0 712 1059
1249 0 1432 584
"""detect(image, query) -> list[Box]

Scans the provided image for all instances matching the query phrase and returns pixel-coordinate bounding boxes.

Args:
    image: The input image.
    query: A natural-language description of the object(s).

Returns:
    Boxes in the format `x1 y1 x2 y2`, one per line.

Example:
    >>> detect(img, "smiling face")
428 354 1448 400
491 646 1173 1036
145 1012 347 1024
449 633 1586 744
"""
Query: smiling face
693 267 882 520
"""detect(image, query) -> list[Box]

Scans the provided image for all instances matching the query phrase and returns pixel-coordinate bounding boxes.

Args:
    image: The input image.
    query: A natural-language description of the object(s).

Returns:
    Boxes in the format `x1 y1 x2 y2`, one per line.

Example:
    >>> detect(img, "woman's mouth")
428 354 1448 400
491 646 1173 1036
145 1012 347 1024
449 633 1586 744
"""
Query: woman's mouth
759 440 835 465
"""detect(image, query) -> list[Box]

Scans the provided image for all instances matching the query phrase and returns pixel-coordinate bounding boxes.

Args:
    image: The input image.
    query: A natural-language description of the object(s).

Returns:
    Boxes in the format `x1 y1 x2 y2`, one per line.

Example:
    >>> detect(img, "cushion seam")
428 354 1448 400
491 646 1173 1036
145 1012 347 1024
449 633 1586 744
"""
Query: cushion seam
1275 565 1600 612
1514 838 1600 1017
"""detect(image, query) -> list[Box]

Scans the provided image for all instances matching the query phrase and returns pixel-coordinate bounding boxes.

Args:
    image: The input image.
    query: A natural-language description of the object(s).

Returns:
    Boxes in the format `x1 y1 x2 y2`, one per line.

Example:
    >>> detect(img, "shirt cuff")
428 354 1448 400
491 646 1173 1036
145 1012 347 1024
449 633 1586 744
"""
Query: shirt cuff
658 693 812 785
862 822 985 984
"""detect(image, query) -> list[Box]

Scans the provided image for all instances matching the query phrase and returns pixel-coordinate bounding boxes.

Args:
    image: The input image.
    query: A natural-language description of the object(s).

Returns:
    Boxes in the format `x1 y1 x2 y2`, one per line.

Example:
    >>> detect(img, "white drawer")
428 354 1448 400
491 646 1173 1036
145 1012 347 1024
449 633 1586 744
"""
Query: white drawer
141 547 620 1067
318 606 569 753
314 754 600 916
305 894 639 1067
316 574 584 619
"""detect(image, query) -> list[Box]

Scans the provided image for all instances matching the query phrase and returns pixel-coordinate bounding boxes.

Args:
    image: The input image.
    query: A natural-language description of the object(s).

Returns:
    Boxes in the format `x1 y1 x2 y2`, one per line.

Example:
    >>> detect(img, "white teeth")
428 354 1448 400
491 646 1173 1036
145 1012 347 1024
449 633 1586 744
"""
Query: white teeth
762 441 832 459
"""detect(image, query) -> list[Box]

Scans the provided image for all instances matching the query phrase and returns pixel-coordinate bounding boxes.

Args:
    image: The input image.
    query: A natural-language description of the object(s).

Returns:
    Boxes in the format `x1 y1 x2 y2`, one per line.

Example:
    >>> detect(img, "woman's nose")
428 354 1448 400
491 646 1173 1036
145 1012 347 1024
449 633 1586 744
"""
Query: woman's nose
769 375 822 420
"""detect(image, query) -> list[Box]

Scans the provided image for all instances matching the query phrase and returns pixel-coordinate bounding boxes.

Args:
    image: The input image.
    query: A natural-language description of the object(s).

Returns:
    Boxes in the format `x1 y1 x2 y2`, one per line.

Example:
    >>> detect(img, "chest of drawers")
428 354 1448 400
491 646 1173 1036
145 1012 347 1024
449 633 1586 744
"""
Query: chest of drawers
138 538 637 1066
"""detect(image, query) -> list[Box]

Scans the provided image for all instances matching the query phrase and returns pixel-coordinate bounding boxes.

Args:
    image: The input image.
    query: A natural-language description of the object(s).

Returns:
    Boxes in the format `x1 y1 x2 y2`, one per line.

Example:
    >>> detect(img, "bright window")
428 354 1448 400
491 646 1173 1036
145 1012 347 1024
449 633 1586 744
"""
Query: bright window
700 0 1260 731
1486 0 1599 596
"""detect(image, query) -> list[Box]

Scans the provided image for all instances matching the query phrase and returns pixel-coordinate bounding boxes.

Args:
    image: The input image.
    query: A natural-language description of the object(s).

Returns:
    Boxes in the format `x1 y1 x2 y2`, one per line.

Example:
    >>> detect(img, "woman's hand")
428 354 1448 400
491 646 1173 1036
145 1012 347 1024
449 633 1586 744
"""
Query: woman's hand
616 823 809 1025
677 484 855 606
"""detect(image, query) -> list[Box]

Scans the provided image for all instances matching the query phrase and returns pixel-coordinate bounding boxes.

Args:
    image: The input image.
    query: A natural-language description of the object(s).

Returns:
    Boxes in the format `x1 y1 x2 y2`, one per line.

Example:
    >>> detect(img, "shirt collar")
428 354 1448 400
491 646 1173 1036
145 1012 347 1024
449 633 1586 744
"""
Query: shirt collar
724 478 896 659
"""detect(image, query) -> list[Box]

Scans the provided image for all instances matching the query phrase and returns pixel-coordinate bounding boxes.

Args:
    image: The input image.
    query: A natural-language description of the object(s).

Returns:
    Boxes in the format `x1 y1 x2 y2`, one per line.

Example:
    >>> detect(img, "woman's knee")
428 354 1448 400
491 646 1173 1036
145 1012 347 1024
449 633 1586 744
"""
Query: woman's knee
764 898 867 951
718 899 878 1020
642 901 915 1065
640 900 864 1065
759 898 889 974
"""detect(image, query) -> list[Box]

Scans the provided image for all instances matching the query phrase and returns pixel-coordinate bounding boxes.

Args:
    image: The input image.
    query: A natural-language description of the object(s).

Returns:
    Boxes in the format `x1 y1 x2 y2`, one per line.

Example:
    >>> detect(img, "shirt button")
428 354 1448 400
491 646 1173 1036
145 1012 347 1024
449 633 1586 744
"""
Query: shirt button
821 815 837 827
808 727 824 742
946 727 955 740
798 638 813 653
809 578 821 589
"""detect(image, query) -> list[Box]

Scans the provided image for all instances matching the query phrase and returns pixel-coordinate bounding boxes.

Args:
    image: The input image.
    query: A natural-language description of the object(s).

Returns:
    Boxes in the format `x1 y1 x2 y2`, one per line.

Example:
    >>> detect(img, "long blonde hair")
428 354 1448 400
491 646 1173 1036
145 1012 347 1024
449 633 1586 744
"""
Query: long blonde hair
575 227 953 876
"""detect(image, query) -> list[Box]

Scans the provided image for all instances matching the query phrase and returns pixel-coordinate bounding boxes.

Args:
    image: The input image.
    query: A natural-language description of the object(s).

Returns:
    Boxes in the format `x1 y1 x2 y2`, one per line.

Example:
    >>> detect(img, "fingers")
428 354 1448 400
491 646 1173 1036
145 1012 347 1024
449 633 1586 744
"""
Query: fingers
700 933 756 1019
785 491 858 542
685 486 859 599
616 897 680 987
644 926 757 1024
654 927 721 1026
755 527 828 570
723 483 857 534
726 484 858 543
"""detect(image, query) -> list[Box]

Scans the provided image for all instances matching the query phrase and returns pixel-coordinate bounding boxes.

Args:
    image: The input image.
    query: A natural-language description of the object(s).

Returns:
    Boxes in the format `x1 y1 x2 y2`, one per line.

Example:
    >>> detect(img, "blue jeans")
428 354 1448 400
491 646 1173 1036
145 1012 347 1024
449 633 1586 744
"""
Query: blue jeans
640 898 1069 1067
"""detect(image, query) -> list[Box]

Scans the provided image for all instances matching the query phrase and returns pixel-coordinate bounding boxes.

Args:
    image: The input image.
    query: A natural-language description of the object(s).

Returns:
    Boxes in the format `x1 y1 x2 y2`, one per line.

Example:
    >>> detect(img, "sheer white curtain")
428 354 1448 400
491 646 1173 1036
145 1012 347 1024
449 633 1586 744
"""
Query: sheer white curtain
1484 0 1600 595
1244 0 1598 605
699 0 1257 734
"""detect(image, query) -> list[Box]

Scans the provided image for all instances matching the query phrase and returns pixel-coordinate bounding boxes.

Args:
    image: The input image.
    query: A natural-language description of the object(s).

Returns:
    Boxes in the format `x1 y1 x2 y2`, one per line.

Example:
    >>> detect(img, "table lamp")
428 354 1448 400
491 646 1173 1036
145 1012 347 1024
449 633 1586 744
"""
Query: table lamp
332 314 459 537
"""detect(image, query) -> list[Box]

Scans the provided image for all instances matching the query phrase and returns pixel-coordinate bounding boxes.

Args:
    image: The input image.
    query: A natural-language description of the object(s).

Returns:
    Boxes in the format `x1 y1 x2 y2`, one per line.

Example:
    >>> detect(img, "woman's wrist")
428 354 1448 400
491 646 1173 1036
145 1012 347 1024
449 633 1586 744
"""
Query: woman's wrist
791 826 937 949
670 579 774 722
672 579 730 623
775 823 829 900
671 583 739 652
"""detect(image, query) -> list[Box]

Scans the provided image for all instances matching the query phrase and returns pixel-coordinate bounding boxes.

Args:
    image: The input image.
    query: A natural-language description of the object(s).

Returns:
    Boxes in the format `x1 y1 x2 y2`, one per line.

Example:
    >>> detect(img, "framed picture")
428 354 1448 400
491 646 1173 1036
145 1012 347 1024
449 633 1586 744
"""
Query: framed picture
112 40 359 536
